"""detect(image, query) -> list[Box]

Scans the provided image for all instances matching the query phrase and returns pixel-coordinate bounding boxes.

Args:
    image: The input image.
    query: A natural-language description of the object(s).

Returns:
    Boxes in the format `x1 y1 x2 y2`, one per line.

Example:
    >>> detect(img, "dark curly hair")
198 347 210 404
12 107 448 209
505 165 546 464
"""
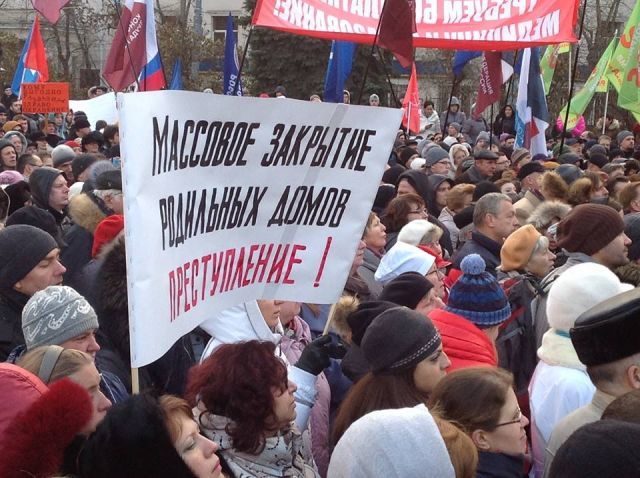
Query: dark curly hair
380 193 425 233
186 340 289 454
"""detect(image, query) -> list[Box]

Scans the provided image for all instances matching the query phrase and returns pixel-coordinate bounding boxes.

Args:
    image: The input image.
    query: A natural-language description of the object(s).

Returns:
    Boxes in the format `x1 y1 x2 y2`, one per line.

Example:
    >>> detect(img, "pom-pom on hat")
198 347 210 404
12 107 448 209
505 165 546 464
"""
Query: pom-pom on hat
444 254 510 327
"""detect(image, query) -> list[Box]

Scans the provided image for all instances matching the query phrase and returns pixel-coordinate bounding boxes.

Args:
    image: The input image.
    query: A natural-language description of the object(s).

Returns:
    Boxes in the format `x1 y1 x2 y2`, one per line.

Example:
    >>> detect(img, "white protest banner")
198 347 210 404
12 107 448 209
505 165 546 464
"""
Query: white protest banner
69 92 118 128
119 91 401 367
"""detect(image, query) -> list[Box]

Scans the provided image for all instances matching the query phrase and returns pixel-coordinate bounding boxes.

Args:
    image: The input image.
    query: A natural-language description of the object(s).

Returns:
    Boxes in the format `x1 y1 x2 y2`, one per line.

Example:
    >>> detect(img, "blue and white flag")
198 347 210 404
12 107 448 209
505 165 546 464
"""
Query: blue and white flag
223 13 242 96
323 41 355 103
515 48 549 156
11 21 36 97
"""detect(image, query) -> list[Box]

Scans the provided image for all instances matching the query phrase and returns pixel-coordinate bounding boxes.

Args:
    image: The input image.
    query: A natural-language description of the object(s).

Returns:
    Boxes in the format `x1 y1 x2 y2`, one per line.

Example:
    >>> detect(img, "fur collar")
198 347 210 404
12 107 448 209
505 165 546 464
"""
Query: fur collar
537 328 585 370
68 193 107 233
97 235 127 314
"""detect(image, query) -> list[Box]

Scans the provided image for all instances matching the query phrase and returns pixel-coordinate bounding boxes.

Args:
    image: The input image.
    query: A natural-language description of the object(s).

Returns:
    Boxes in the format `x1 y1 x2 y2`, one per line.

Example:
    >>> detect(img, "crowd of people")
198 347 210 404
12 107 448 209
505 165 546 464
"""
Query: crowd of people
1 82 640 477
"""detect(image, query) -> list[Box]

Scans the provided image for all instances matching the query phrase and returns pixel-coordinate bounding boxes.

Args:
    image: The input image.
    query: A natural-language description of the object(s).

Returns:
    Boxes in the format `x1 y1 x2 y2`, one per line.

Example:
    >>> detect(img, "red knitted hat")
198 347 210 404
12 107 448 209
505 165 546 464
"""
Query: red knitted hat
92 214 124 258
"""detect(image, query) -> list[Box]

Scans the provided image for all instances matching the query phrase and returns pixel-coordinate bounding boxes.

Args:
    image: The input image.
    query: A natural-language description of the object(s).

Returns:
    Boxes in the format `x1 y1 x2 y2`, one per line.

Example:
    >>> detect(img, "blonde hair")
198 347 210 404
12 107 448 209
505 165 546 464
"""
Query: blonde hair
159 395 195 443
434 417 479 478
18 346 93 384
446 184 475 212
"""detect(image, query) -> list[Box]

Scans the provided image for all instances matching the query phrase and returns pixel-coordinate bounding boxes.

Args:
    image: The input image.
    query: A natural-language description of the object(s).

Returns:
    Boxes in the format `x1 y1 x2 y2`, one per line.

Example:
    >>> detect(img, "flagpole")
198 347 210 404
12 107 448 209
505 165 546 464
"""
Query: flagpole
106 0 140 91
407 102 411 135
560 0 588 152
442 79 457 135
356 0 391 105
602 87 610 134
233 25 253 96
375 46 400 107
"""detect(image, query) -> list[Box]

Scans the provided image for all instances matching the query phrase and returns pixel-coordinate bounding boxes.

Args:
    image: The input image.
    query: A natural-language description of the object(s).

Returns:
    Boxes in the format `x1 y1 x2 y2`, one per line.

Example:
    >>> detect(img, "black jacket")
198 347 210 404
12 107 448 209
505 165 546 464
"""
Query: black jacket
452 230 502 276
476 451 527 478
0 287 30 361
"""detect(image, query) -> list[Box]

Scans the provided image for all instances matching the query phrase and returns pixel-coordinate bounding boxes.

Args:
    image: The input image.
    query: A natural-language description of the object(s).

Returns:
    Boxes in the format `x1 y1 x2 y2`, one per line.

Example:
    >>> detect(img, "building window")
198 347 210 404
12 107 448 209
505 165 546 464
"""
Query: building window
212 15 238 44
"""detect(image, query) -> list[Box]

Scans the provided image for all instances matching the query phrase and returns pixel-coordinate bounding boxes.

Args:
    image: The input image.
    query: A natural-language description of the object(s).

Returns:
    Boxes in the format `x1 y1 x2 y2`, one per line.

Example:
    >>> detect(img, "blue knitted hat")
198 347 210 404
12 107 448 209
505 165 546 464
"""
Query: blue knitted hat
444 254 511 328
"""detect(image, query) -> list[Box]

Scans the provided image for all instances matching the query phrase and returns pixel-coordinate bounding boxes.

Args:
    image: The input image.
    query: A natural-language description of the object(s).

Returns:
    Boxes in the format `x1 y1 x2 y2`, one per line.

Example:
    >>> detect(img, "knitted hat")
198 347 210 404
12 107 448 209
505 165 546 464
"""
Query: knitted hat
0 225 57 289
617 130 633 144
22 286 99 350
0 170 24 186
444 254 511 327
511 148 531 166
425 147 449 167
500 224 541 272
347 300 398 346
5 206 66 248
379 272 434 310
588 153 609 169
71 154 97 180
95 170 122 190
74 117 91 130
328 404 455 478
51 144 75 167
362 307 441 374
448 122 461 132
556 204 625 255
92 214 124 258
516 161 545 181
571 287 640 366
548 420 640 478
555 164 583 185
558 152 581 165
624 213 640 261
546 263 633 333
374 242 435 286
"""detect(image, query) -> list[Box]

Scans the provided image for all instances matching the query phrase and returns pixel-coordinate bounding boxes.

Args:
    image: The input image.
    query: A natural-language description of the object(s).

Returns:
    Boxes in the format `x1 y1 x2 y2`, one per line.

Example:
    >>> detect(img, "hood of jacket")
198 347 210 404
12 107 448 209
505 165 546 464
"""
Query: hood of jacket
199 301 283 361
68 192 108 234
29 167 63 211
526 201 572 231
426 174 453 216
429 308 498 370
396 170 431 204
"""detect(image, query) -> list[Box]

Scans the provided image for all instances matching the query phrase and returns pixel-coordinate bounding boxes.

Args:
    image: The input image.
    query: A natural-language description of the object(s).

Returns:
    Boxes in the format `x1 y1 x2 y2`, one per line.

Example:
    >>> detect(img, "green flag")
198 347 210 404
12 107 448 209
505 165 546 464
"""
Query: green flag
618 24 640 115
540 42 571 95
607 0 640 91
559 37 617 130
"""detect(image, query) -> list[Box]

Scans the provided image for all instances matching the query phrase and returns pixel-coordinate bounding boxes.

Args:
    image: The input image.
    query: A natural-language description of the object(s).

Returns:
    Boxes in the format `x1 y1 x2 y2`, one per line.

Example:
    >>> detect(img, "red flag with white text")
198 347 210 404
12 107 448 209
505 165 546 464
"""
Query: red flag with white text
402 63 421 133
474 51 513 115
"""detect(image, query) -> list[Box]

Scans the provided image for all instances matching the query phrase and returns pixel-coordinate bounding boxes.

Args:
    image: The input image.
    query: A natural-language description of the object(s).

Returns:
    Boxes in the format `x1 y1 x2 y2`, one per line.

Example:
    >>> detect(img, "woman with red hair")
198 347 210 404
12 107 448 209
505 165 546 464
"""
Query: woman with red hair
187 340 319 477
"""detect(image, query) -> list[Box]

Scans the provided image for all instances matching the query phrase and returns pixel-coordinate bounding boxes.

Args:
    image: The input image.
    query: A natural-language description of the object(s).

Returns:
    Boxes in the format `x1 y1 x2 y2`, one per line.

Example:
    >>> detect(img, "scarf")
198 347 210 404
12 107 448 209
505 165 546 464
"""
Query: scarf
537 328 585 370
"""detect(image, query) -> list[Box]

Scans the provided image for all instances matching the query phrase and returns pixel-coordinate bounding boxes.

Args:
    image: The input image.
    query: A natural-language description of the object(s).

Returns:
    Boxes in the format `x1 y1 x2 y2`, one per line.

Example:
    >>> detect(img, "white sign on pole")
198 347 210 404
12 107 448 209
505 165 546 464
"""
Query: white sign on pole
118 91 401 367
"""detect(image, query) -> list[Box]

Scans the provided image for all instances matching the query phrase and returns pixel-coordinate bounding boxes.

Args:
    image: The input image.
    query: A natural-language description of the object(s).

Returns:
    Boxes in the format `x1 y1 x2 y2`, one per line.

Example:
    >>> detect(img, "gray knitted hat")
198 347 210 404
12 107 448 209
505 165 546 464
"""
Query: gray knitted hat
425 147 450 167
22 286 99 349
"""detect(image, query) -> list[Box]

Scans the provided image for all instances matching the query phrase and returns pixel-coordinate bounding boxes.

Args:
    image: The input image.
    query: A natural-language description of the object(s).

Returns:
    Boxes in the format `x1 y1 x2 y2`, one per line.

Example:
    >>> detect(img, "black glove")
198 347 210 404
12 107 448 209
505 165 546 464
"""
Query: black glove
295 335 346 376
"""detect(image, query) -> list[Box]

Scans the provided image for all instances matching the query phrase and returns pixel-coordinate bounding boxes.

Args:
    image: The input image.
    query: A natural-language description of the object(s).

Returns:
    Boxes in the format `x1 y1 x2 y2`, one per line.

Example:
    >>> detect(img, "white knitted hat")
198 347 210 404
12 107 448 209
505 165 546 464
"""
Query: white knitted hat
374 242 435 286
546 263 633 332
397 219 439 246
328 404 455 478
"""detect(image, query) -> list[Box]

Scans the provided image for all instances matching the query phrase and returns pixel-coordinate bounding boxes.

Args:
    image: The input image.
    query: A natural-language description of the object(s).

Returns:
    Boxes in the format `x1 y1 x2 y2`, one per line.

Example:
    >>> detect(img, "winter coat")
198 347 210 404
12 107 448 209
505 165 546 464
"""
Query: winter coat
95 235 198 396
530 252 596 348
420 111 441 137
438 207 460 250
513 190 543 226
452 230 502 277
428 309 498 371
0 287 29 361
476 451 527 478
60 192 109 290
493 114 516 136
199 301 318 433
542 390 615 478
0 363 48 441
461 117 489 145
357 248 382 299
196 411 319 478
455 164 489 185
440 110 467 133
281 316 332 478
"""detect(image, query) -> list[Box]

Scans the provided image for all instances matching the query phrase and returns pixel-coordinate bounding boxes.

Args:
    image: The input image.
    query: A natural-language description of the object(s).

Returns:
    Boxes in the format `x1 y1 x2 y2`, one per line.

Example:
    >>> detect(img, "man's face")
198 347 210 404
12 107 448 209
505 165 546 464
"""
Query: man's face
24 155 43 178
3 87 12 96
525 172 542 191
431 159 451 175
448 125 458 137
505 138 515 148
489 200 519 241
49 174 70 210
369 97 379 106
60 329 101 358
57 161 73 179
599 136 611 148
14 249 66 296
0 146 16 169
103 190 124 214
9 135 22 154
0 111 6 124
17 119 27 132
621 136 635 152
496 154 510 171
77 127 91 138
84 142 100 153
595 232 631 269
95 88 106 97
9 101 21 114
475 158 497 177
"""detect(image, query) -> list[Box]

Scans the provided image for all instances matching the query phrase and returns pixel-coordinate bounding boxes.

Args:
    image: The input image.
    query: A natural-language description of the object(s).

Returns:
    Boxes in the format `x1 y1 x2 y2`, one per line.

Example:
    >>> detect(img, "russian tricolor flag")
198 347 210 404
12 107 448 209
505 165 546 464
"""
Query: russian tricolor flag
515 48 549 156
11 15 49 98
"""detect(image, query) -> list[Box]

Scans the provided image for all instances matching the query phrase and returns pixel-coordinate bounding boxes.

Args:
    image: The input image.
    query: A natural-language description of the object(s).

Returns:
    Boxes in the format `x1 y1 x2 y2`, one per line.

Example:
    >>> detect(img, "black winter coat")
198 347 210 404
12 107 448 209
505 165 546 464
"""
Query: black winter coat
0 288 29 361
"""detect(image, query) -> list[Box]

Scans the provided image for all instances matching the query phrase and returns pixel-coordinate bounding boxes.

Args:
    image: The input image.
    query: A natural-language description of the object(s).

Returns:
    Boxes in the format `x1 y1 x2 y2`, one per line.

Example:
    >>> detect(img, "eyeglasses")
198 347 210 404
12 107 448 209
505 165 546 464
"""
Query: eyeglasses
494 408 523 427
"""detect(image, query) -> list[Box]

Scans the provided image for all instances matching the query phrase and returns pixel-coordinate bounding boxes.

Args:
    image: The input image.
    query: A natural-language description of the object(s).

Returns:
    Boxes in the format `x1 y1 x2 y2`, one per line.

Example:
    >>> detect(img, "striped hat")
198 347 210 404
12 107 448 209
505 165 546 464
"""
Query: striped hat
445 254 510 328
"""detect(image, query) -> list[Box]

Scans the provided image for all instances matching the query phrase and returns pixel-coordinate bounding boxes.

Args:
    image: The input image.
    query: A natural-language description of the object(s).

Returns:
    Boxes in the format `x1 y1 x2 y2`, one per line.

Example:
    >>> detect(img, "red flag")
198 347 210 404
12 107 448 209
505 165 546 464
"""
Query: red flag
473 51 513 115
24 15 49 83
103 1 149 92
30 0 70 24
402 63 420 133
377 0 415 68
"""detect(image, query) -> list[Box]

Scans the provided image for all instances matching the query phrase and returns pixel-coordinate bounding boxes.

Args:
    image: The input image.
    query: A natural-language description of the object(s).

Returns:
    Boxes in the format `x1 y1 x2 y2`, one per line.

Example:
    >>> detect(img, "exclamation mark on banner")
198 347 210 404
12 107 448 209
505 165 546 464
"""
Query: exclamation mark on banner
314 237 333 287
